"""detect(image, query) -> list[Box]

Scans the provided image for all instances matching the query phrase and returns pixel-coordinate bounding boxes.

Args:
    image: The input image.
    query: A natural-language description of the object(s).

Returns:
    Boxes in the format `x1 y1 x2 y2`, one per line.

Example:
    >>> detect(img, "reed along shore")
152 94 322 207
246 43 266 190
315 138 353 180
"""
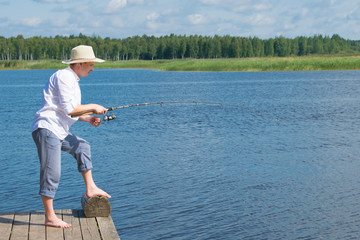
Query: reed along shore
1 55 360 71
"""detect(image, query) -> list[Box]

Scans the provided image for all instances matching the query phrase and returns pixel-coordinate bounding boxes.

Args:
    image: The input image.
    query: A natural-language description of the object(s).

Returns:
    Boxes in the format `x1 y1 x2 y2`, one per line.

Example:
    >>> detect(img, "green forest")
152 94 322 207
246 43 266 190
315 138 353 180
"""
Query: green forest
1 33 360 61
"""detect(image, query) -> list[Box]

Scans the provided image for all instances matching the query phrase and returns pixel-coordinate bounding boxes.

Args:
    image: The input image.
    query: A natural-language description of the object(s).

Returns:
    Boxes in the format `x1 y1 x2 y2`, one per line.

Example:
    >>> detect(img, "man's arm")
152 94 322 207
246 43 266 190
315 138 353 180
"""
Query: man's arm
78 115 102 127
69 104 108 117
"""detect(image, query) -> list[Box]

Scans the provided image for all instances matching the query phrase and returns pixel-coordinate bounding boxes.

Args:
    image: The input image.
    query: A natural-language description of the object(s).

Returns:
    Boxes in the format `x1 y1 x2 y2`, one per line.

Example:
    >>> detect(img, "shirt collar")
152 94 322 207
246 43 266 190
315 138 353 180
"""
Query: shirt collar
67 66 80 82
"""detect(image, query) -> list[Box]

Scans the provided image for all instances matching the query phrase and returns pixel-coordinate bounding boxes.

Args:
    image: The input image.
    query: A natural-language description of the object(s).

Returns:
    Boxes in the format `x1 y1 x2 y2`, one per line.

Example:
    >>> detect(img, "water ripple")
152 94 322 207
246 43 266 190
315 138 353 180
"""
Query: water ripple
1 69 360 239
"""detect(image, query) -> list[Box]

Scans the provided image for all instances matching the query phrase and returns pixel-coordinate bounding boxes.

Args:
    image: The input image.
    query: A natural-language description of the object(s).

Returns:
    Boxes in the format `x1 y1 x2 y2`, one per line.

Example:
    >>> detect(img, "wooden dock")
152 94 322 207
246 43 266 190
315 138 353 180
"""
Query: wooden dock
0 209 120 240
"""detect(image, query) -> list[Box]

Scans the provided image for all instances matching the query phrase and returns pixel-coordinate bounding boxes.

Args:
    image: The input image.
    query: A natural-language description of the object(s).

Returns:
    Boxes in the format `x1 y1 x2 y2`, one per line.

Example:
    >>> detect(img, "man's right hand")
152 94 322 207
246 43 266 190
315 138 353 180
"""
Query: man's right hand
92 104 108 115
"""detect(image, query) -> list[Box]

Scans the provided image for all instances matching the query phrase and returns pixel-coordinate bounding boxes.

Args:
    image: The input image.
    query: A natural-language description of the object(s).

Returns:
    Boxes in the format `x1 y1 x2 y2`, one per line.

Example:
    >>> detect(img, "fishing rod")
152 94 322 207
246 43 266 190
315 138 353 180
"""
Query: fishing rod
72 101 279 122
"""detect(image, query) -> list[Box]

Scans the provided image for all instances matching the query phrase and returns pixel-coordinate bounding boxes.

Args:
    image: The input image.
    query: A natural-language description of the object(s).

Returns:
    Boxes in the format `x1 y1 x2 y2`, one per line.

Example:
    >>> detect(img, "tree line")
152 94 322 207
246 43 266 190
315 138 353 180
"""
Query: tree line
1 33 359 61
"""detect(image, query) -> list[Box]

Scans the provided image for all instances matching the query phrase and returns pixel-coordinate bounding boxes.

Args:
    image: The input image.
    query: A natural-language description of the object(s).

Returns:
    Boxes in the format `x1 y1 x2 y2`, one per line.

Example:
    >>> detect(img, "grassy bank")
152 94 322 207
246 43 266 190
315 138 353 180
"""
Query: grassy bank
1 56 360 71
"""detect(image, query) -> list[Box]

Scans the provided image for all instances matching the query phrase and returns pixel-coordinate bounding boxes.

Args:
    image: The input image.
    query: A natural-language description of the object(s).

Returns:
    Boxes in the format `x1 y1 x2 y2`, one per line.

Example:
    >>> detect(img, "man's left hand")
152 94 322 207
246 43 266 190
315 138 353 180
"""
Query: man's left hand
89 116 102 127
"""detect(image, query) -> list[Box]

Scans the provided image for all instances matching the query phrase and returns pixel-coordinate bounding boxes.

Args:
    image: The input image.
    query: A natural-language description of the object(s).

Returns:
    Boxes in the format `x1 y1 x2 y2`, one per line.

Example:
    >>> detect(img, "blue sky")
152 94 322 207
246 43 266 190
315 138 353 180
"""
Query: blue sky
1 0 359 39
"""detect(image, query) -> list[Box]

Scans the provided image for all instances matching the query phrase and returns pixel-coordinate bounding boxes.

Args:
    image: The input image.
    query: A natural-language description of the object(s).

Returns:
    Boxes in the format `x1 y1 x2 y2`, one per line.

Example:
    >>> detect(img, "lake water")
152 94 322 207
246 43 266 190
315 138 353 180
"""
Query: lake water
1 68 360 239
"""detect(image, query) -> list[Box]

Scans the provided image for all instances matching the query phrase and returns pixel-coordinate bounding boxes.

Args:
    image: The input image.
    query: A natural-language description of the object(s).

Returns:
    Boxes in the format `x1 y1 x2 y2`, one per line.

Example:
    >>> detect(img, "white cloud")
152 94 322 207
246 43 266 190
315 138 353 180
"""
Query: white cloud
91 19 104 28
233 5 250 12
111 16 124 27
1 0 360 40
234 2 271 12
249 14 274 26
284 23 296 30
216 22 238 33
301 8 309 17
147 21 158 30
128 0 143 4
253 3 271 11
35 0 69 2
106 0 127 13
200 0 221 4
188 14 206 25
147 12 160 21
49 16 67 27
21 17 42 27
161 9 176 15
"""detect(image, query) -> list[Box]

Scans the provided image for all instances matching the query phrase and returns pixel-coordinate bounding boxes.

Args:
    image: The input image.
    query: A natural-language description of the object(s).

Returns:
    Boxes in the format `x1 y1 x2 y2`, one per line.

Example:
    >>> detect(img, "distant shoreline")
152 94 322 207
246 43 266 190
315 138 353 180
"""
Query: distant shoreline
1 56 360 72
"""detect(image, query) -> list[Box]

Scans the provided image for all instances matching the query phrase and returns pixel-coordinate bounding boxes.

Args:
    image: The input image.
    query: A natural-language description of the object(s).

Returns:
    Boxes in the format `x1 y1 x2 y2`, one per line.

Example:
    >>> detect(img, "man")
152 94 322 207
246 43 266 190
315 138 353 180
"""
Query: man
32 45 111 228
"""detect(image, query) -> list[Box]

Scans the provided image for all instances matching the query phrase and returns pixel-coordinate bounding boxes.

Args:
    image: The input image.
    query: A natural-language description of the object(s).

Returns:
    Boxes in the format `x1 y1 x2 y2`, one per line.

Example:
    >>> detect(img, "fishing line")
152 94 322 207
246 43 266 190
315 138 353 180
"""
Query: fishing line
98 101 281 123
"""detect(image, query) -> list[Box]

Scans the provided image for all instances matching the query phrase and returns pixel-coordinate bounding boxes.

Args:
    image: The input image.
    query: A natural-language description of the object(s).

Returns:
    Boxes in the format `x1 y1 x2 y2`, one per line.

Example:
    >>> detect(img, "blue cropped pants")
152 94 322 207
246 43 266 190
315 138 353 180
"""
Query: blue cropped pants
32 128 93 199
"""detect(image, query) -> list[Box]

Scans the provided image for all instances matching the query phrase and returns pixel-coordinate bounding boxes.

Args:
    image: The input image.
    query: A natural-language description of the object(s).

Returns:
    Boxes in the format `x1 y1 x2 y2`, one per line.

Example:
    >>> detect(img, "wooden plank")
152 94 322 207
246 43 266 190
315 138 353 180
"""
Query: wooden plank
10 211 30 240
29 210 45 240
0 209 120 240
0 212 14 240
78 210 101 239
63 209 82 240
97 215 120 240
46 210 63 240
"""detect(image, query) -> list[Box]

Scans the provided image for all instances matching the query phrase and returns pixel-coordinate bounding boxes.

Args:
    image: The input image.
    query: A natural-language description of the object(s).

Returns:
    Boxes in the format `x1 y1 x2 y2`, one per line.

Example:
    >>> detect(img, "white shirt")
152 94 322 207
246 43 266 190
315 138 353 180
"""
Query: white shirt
32 67 81 140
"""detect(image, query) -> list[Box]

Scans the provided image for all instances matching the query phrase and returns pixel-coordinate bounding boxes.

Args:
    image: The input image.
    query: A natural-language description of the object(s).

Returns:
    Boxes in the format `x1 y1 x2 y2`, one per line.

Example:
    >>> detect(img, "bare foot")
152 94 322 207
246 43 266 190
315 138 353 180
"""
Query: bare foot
86 186 111 199
45 217 72 228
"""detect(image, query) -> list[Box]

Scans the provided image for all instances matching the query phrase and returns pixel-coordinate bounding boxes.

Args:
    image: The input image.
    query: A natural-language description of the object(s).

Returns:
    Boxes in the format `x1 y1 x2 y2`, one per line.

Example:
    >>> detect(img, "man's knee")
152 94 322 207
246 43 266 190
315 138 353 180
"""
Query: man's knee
77 139 91 155
64 134 90 153
62 134 92 172
76 140 92 171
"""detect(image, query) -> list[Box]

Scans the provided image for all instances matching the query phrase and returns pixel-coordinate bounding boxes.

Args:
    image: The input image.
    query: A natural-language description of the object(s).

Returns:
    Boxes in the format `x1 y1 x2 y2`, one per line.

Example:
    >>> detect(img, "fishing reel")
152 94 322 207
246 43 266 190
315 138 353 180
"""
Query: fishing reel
103 114 117 121
102 107 117 122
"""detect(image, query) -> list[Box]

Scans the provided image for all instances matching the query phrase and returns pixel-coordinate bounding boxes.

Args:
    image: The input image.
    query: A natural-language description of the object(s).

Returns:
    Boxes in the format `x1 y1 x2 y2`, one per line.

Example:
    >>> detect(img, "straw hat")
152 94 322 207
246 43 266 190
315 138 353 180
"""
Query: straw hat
62 45 105 64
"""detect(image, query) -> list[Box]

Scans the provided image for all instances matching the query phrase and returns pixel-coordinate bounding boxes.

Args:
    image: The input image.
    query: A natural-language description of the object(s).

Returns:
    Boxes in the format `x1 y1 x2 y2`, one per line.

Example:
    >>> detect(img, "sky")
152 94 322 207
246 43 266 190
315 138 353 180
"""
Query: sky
1 0 360 40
